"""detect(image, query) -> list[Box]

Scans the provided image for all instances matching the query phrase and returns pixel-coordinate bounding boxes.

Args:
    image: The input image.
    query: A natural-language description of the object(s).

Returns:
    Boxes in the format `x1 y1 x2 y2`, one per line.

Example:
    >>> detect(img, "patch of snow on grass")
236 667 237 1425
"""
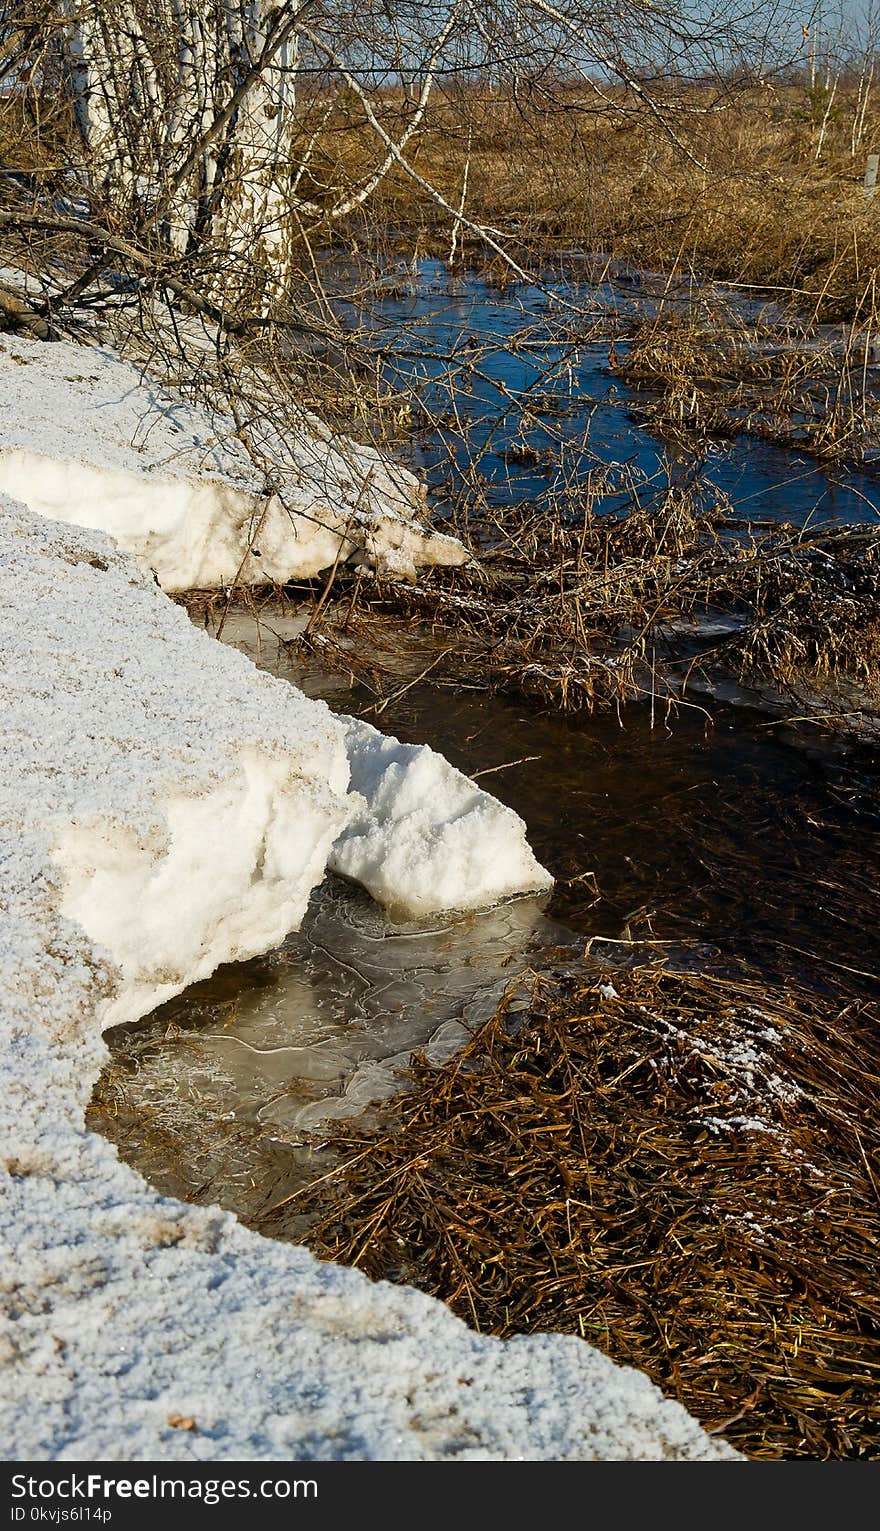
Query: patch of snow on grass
652 1004 803 1140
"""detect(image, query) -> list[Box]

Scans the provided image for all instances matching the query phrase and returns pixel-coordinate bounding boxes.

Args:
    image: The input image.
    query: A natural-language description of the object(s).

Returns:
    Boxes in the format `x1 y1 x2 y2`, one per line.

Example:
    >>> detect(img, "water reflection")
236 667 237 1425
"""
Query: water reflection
344 257 879 526
90 877 570 1220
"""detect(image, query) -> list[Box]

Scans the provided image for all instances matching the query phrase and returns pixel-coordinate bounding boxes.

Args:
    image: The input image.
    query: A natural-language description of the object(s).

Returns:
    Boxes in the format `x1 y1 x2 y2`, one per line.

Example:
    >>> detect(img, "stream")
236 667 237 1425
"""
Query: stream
351 256 880 524
90 261 879 1235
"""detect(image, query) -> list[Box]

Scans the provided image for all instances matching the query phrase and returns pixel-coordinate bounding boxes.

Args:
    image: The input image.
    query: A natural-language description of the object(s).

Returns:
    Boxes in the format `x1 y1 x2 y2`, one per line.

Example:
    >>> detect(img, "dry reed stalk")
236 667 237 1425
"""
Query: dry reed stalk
280 957 880 1460
275 470 879 730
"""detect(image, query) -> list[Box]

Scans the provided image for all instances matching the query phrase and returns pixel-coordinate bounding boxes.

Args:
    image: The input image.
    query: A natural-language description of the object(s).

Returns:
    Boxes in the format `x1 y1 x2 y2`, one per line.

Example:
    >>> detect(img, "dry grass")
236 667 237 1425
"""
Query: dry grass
4 72 880 319
275 956 880 1459
616 302 880 466
282 476 880 728
729 523 880 693
292 81 880 322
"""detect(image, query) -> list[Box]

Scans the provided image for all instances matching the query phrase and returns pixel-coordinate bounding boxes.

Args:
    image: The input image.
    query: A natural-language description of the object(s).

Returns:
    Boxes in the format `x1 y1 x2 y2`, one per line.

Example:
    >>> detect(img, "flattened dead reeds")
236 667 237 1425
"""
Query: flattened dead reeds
277 959 880 1459
289 477 880 729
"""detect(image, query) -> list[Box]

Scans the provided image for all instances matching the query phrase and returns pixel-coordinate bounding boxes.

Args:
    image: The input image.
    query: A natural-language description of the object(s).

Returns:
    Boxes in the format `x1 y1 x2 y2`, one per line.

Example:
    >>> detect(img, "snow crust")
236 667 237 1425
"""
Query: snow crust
0 492 738 1460
0 331 469 588
332 718 554 917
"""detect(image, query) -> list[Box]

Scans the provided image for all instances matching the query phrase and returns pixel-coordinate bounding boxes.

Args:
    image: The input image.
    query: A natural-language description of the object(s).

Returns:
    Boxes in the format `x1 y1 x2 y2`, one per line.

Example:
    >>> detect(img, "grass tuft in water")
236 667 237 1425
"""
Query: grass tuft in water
278 477 880 730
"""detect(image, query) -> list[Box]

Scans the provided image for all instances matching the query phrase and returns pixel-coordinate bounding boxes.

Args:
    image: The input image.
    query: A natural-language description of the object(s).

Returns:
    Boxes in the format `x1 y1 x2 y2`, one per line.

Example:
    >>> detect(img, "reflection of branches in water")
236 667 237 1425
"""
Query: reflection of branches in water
6 8 879 773
4 6 876 620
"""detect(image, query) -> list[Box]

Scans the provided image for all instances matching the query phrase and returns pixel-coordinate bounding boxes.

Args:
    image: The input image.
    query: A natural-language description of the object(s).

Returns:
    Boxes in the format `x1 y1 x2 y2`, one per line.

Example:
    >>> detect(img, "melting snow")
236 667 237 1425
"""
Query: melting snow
0 491 735 1459
0 331 469 588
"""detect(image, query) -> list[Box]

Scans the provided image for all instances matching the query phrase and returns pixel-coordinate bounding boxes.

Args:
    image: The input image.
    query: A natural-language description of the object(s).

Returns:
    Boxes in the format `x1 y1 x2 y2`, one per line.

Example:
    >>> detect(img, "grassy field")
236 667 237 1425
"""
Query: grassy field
289 79 880 322
3 73 880 320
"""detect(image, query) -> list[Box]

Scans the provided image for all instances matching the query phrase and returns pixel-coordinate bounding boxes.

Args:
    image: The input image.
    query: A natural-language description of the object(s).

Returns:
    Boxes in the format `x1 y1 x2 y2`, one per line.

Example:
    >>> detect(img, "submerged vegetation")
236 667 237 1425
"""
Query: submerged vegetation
616 301 880 466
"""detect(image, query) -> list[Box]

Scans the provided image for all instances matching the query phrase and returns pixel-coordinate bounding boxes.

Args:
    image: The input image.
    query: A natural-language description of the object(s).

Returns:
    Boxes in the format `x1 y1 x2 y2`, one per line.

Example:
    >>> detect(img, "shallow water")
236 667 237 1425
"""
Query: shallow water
91 263 879 1223
91 603 880 1231
210 608 879 997
91 869 566 1227
349 258 880 525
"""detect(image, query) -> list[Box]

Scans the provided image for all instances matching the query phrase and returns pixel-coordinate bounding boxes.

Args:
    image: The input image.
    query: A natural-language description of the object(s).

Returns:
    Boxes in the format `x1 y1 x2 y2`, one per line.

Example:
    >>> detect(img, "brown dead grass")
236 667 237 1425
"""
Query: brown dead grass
276 956 880 1459
3 70 880 320
292 81 880 322
616 303 880 466
284 481 880 728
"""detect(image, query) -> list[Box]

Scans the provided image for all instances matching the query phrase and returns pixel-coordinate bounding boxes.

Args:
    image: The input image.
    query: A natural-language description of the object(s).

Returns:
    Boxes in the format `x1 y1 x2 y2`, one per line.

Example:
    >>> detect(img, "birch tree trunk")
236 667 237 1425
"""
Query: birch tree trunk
64 1 301 307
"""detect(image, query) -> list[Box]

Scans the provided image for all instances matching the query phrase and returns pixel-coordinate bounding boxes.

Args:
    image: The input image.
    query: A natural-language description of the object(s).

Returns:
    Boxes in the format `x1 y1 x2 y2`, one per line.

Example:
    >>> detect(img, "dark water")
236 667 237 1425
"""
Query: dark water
349 259 879 525
90 606 879 1228
91 265 879 1222
349 682 880 1000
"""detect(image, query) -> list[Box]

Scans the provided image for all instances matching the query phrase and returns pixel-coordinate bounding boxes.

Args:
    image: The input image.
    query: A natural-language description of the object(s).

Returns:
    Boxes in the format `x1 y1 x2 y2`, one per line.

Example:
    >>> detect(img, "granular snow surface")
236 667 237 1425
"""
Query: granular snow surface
0 491 739 1460
0 331 468 588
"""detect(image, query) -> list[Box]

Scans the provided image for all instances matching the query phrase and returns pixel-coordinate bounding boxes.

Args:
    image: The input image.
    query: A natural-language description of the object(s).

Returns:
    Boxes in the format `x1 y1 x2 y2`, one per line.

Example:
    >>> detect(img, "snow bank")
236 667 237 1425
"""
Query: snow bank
1 500 355 1034
0 495 737 1461
332 717 554 917
0 331 468 588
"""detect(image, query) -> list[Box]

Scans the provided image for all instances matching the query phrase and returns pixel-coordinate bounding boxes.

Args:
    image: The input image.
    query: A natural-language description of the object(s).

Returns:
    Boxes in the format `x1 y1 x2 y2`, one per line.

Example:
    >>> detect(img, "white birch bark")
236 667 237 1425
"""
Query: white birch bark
63 1 302 303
